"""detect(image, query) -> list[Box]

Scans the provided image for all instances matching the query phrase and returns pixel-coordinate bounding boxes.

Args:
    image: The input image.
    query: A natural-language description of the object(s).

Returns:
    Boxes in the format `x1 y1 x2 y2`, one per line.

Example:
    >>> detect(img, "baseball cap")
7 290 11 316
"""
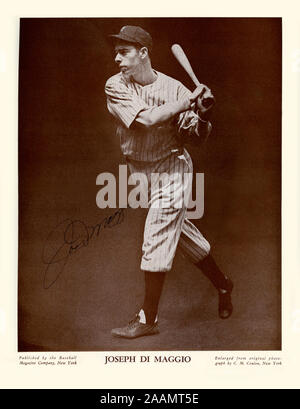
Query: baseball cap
109 26 153 50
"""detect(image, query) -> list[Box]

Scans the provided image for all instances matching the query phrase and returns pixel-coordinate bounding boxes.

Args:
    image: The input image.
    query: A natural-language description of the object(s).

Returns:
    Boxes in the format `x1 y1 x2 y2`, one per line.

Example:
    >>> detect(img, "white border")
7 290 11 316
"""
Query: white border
1 0 300 389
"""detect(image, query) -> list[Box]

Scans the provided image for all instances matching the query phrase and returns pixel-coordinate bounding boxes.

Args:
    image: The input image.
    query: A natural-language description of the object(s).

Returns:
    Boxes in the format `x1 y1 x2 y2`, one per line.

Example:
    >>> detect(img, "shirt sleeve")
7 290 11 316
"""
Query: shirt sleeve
105 77 148 128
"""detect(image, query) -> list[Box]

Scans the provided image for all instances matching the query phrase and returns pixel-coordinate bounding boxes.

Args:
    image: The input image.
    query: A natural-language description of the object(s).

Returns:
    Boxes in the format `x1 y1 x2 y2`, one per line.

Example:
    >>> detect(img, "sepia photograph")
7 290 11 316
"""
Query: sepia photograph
17 17 281 352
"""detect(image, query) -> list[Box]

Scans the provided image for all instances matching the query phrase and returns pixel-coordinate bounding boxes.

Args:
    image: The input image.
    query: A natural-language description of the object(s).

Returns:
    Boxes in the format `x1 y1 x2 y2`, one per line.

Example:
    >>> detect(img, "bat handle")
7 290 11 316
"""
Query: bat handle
192 76 202 88
198 87 206 99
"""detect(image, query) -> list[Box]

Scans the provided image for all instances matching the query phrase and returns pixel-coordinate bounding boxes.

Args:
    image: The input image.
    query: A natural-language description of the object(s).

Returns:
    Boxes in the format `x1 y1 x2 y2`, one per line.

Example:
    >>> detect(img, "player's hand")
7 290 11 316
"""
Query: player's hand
196 86 215 120
189 85 206 105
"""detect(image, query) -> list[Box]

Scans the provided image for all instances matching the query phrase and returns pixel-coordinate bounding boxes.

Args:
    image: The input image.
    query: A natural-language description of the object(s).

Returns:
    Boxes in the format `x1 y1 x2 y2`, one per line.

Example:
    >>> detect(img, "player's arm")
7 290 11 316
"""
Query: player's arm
134 86 203 127
105 78 204 129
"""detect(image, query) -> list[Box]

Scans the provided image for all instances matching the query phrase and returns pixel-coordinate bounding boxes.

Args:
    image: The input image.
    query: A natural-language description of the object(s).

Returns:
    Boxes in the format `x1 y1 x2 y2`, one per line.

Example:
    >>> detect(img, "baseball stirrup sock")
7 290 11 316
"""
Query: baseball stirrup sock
196 254 229 291
142 271 166 325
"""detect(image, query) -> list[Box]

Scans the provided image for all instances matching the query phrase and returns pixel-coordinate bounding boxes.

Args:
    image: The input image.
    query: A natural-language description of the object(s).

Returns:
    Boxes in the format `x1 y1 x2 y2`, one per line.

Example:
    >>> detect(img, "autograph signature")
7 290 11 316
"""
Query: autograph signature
42 209 125 289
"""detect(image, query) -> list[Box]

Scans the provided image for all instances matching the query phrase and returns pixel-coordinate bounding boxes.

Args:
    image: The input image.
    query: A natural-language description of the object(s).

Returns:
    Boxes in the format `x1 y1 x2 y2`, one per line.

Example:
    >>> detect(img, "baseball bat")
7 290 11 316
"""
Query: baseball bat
171 43 214 108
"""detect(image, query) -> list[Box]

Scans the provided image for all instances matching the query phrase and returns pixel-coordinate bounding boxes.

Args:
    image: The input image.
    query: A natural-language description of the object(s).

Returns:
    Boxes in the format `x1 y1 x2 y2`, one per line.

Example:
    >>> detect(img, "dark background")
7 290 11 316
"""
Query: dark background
18 18 281 351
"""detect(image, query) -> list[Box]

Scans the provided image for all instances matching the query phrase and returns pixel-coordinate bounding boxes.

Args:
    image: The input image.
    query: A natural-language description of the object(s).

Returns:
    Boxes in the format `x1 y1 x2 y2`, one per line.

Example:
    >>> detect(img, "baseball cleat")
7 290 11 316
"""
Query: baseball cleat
111 312 159 339
218 278 234 319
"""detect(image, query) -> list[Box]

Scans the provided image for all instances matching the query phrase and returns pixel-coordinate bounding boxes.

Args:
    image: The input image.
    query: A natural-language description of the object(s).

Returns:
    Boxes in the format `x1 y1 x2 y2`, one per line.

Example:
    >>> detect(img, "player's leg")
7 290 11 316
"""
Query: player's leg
196 254 233 319
111 271 165 339
142 270 166 324
118 204 186 337
111 158 179 339
179 219 233 319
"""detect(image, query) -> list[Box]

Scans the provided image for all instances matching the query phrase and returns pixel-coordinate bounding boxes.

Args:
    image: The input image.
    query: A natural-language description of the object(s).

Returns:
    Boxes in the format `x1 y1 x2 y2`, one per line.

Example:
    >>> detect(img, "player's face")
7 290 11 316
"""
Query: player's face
114 43 142 80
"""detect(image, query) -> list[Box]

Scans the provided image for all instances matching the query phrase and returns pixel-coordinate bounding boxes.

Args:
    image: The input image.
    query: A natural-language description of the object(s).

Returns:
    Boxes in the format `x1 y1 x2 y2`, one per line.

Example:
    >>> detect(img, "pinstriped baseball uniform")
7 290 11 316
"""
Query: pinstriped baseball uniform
105 70 211 272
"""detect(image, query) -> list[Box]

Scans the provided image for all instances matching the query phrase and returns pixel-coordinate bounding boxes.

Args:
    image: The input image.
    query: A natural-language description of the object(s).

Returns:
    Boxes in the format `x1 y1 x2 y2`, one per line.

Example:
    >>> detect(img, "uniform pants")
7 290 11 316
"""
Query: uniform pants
126 148 210 272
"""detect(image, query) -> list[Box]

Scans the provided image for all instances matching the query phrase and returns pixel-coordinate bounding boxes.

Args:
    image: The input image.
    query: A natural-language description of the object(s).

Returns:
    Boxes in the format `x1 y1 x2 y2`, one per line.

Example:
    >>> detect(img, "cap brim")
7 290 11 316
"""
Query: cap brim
108 34 152 50
108 34 139 44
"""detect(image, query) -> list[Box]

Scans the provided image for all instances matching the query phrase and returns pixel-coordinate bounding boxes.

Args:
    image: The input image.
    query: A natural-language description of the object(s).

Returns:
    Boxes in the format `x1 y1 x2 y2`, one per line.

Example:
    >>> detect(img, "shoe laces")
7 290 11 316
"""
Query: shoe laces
128 315 140 328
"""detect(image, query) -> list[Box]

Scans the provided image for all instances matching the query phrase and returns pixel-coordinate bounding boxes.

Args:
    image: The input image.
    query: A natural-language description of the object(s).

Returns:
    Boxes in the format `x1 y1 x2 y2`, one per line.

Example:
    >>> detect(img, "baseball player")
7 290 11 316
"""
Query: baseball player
104 26 233 339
